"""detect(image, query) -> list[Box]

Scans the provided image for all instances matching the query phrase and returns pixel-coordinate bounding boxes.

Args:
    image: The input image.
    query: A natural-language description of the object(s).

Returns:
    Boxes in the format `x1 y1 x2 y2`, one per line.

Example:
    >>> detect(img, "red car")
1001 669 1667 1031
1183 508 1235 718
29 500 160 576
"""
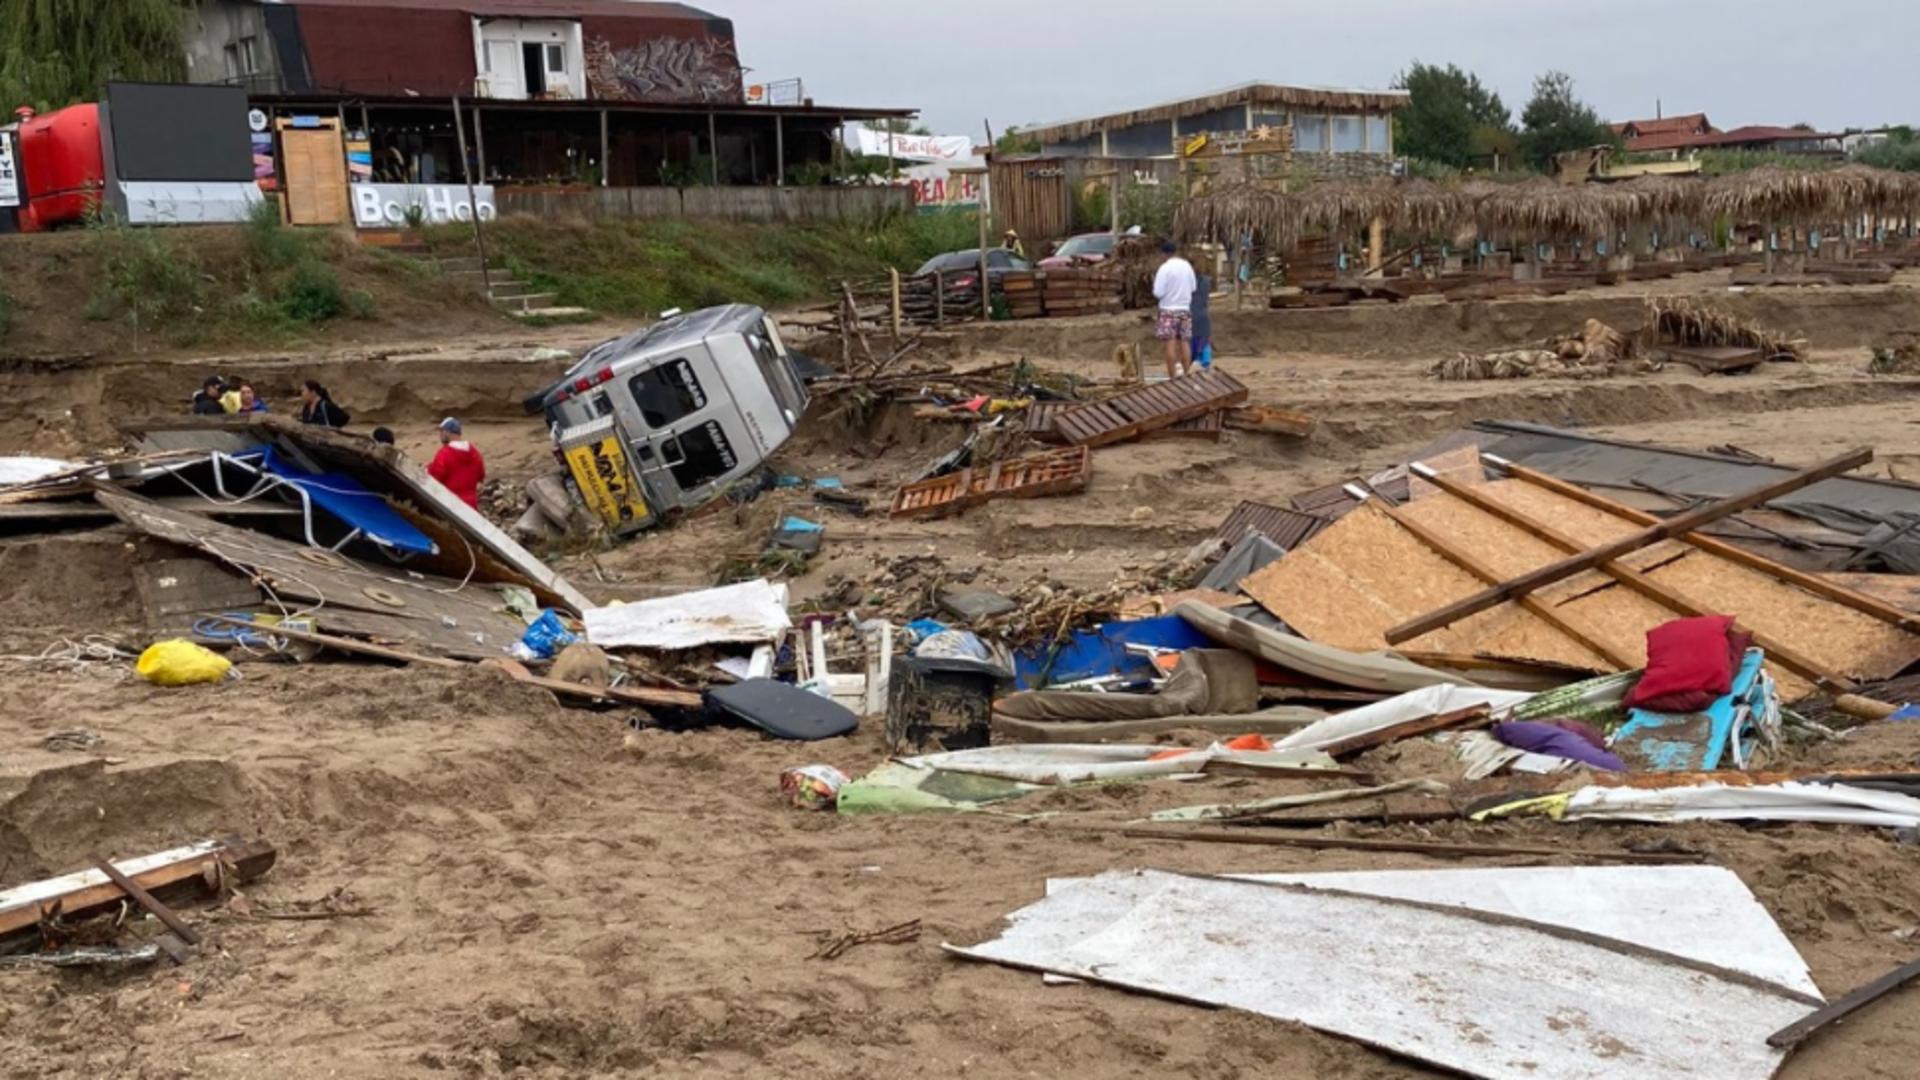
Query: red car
1038 232 1116 269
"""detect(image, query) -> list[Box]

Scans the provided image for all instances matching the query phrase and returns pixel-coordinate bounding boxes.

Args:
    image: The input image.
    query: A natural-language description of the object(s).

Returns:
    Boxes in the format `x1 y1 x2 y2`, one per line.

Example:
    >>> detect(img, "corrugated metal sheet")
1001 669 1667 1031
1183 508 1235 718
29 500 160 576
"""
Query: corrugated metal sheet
1212 500 1328 549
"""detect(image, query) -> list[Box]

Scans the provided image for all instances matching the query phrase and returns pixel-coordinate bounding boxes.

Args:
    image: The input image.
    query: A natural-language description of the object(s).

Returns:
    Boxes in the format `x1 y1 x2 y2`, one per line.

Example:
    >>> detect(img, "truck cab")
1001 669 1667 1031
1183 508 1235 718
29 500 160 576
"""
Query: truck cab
526 305 809 535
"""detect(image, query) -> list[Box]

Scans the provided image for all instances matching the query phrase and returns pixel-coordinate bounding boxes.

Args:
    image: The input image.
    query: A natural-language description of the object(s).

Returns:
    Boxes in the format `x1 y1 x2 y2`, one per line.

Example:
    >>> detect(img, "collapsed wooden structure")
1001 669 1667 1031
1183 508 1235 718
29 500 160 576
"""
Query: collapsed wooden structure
1239 448 1920 702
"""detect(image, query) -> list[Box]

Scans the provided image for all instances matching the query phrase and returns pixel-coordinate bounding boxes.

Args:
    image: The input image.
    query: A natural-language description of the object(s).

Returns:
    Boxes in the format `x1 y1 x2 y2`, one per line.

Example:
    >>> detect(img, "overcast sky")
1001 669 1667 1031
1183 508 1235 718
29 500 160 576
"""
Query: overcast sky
720 0 1917 138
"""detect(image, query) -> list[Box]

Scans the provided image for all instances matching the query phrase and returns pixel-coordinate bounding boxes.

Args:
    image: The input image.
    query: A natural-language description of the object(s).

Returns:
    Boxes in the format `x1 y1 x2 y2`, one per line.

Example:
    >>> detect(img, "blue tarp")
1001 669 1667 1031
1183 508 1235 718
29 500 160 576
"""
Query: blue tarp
1011 614 1212 690
257 447 437 555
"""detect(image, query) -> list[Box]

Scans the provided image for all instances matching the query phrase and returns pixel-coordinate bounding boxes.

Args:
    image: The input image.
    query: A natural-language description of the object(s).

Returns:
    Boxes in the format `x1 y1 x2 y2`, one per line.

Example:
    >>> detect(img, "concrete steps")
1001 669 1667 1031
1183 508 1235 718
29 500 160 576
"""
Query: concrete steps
374 235 596 322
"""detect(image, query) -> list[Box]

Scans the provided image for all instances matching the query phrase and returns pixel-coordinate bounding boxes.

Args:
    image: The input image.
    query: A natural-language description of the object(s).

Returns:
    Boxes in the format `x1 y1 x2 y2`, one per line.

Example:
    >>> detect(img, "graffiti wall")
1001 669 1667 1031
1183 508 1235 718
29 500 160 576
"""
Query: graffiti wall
585 36 744 104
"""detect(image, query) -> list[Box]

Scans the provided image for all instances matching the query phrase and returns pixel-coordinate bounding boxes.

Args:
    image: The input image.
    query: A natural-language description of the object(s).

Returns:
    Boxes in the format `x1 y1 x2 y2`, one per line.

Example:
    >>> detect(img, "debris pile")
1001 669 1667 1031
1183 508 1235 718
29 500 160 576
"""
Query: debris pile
1649 296 1808 362
1431 318 1654 381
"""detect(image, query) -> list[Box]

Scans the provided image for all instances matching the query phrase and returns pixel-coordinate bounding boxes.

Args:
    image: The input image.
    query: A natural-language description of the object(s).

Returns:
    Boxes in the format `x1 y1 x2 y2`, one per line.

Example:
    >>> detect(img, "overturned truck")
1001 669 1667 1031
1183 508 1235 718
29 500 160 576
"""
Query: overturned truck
524 305 811 536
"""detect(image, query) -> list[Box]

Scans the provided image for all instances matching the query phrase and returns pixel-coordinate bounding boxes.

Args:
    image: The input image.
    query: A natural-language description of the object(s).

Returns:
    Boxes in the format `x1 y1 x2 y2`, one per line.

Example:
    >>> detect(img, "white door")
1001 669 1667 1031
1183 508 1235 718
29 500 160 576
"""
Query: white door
483 40 523 99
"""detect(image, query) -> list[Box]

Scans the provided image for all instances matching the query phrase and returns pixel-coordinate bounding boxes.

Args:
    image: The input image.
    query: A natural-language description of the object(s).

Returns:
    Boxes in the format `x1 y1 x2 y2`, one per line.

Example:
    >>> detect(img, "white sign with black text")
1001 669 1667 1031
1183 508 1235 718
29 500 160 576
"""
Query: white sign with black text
352 184 497 228
0 132 20 209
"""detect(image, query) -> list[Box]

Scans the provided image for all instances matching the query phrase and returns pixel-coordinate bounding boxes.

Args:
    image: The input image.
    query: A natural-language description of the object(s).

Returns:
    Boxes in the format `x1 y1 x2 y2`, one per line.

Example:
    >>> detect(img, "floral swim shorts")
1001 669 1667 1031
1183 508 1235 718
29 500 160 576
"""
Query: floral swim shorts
1155 309 1193 341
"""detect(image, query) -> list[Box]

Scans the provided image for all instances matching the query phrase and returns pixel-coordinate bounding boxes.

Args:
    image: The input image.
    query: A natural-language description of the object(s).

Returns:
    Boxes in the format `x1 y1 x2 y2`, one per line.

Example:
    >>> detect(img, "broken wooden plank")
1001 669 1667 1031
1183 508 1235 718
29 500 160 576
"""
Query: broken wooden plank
207 617 704 709
91 853 203 948
1767 953 1920 1052
1112 828 1705 864
1385 447 1874 645
1318 704 1495 758
1664 345 1764 374
1 838 275 946
1224 405 1316 438
1212 499 1330 549
1052 369 1249 448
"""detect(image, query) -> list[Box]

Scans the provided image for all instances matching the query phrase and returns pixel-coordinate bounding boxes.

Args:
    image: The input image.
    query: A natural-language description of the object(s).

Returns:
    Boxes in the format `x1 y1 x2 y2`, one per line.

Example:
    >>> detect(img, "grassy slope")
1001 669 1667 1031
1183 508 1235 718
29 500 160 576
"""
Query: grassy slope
460 210 981 317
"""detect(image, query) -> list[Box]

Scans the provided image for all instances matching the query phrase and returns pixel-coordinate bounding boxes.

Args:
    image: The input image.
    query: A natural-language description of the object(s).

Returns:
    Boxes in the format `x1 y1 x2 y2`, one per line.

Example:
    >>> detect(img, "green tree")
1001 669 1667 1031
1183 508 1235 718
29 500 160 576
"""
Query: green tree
1857 128 1920 172
1392 61 1514 168
1518 70 1616 171
995 128 1041 156
0 0 192 112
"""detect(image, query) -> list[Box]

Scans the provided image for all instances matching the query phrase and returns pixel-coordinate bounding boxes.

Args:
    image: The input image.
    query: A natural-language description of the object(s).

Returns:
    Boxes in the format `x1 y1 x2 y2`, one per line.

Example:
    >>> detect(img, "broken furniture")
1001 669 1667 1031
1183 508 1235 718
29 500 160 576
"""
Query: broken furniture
1049 369 1249 448
889 446 1091 519
707 677 858 741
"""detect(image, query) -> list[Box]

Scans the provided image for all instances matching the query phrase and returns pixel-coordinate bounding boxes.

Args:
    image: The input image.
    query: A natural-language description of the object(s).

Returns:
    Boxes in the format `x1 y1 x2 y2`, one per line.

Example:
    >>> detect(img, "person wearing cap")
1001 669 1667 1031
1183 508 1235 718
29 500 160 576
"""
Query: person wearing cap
427 417 486 510
1002 229 1025 259
191 376 227 415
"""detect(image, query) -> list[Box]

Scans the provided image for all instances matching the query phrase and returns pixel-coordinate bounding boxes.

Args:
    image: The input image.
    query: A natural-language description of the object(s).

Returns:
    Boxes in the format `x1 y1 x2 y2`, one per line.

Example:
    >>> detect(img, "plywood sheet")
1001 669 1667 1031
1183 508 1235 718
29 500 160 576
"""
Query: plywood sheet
1241 503 1607 669
1247 480 1920 695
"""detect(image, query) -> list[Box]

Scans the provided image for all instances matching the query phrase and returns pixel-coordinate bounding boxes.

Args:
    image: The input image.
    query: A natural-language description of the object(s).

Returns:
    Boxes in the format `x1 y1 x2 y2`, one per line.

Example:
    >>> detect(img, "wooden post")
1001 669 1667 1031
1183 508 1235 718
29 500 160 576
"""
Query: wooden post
1407 463 1855 693
598 107 609 187
472 103 487 181
889 268 902 341
1367 215 1385 275
775 113 785 186
934 270 944 327
708 111 720 185
1385 448 1874 645
450 95 491 296
1110 172 1121 234
978 205 991 319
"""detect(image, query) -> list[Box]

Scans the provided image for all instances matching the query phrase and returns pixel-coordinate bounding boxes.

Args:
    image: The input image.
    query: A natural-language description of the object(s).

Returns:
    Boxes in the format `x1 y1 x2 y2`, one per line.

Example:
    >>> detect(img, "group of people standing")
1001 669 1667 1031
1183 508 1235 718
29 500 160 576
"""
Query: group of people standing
185 375 486 509
1151 242 1214 380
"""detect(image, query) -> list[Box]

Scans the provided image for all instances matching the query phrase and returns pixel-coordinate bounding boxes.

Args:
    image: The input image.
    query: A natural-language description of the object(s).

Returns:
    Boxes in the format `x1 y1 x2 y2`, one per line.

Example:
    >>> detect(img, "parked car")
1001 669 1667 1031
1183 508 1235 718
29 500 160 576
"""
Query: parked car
1038 232 1117 269
913 248 1031 293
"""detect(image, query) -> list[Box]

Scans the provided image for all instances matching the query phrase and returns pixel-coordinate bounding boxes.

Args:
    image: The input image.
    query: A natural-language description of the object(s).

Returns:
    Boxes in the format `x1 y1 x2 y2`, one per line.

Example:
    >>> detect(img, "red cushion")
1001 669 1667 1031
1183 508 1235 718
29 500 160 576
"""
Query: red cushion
1625 615 1736 710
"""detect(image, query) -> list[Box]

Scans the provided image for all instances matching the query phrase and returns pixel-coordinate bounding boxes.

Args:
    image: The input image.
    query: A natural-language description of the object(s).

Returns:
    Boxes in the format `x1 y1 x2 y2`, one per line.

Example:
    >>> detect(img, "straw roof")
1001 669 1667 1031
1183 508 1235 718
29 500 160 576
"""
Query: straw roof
1022 82 1409 145
1704 165 1920 223
1174 164 1919 244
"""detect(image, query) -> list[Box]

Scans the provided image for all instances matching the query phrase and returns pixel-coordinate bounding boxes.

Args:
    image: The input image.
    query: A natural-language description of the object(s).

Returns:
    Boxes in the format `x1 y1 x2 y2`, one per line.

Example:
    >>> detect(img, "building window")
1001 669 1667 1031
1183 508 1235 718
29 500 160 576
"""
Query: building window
545 43 567 75
239 36 259 75
1332 116 1363 153
1365 115 1390 154
223 43 240 81
1294 114 1327 152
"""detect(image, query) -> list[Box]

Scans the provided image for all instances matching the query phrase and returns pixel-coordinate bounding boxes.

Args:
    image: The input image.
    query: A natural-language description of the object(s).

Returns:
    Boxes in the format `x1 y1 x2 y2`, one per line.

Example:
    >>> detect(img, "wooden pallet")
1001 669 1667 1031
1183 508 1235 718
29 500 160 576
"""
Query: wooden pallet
1026 401 1222 443
1051 369 1250 448
889 446 1092 519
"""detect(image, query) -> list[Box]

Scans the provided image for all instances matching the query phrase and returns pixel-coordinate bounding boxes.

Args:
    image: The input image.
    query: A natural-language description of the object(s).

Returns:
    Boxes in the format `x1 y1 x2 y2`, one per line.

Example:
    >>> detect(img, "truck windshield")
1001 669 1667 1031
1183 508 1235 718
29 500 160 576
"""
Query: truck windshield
668 419 739 490
628 358 707 429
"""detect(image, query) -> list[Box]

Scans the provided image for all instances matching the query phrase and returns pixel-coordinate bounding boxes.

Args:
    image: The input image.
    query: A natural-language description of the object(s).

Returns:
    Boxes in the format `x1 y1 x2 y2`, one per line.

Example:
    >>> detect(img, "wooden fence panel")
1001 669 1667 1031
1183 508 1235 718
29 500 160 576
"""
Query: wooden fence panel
495 186 913 224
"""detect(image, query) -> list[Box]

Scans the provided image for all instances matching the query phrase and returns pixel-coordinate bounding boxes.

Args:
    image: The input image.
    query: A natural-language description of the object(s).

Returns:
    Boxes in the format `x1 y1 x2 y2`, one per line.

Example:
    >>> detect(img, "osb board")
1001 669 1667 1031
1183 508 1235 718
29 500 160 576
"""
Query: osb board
1406 443 1484 502
1820 573 1920 614
1251 479 1920 698
1240 503 1610 670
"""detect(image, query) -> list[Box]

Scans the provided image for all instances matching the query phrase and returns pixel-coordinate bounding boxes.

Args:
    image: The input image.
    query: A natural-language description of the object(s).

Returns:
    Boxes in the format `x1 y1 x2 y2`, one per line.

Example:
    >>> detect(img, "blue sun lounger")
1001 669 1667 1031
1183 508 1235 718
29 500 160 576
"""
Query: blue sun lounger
162 445 438 558
1610 648 1773 772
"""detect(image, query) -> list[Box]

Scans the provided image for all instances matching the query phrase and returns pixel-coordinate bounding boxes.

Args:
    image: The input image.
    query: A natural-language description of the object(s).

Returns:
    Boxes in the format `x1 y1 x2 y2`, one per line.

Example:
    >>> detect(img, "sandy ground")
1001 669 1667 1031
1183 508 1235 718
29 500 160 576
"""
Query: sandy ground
4 280 1920 1078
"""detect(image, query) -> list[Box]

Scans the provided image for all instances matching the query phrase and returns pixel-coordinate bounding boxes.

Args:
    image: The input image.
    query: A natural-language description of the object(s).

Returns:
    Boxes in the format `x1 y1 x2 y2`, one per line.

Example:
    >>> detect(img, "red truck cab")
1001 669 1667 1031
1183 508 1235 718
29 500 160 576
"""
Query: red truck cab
15 103 105 232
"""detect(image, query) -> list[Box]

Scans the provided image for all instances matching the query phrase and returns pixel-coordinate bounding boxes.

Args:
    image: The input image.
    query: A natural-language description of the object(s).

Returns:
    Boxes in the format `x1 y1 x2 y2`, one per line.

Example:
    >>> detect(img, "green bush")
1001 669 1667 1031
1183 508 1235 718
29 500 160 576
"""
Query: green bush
279 260 347 322
244 198 306 268
85 211 205 329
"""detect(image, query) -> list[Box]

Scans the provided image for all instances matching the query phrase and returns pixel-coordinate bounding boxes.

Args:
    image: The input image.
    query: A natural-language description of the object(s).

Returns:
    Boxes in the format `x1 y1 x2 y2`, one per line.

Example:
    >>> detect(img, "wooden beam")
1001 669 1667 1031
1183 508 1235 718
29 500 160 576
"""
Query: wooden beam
1380 504 1640 669
1494 457 1920 636
1113 828 1704 864
1767 953 1920 1052
1411 466 1854 693
1 838 276 943
91 854 202 947
1385 448 1873 644
208 617 704 709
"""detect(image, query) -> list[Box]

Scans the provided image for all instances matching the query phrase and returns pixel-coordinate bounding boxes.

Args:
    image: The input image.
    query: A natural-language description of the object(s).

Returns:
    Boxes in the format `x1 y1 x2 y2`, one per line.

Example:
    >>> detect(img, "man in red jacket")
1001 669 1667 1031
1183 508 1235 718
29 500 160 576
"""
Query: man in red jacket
427 417 486 509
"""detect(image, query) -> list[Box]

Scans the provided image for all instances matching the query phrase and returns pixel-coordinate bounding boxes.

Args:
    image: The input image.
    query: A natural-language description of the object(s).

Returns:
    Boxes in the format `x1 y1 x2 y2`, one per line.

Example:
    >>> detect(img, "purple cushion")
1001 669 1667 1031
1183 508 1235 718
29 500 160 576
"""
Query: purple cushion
1493 721 1627 772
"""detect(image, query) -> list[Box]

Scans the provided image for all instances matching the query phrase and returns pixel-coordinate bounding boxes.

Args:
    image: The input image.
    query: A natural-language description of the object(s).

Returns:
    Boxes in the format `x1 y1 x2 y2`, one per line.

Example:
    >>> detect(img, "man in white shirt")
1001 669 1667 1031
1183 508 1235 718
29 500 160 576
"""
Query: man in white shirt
1151 241 1197 378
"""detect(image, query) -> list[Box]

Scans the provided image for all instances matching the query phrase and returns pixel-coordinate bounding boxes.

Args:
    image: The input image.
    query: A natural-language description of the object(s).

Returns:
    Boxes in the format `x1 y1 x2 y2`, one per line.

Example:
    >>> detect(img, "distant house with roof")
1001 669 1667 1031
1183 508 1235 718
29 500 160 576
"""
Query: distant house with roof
1611 112 1841 159
1612 113 1717 155
1021 81 1409 175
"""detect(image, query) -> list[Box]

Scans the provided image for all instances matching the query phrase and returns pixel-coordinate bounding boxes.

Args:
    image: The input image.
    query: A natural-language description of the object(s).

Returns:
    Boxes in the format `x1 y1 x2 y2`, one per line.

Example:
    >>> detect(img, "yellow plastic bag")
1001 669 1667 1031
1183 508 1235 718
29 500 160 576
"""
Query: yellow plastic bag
136 639 233 687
